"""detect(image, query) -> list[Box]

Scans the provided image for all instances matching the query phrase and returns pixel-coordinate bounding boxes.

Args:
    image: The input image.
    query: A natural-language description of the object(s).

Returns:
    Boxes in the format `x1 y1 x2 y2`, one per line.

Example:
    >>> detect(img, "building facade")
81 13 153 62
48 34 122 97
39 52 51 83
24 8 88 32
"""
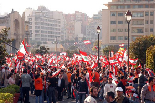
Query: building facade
102 0 155 48
86 11 102 42
0 10 25 53
25 6 65 44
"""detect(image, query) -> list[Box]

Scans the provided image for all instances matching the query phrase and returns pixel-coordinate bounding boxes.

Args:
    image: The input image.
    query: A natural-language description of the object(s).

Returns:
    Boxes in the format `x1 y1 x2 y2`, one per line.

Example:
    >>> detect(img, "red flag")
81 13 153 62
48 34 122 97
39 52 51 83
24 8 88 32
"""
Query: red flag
79 50 87 56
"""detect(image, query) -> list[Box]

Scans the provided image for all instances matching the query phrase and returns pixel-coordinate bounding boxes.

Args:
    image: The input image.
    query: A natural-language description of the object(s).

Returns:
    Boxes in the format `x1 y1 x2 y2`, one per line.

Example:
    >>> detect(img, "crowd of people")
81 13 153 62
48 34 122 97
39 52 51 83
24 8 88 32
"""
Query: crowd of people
0 60 155 103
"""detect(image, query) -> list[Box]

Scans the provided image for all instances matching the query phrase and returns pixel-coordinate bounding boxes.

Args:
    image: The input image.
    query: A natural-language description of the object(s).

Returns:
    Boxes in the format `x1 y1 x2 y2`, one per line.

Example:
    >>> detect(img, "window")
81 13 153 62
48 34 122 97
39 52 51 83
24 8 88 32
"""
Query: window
145 20 149 24
35 34 40 37
118 36 123 40
150 20 153 24
118 21 123 24
111 12 116 16
35 22 40 25
41 38 47 41
132 28 143 33
132 20 144 25
132 12 144 17
150 12 154 16
111 29 116 32
125 29 129 32
133 5 138 9
110 36 116 40
145 12 149 16
29 18 32 21
118 13 124 16
124 36 128 40
125 5 130 9
35 30 40 33
110 6 117 9
118 29 123 32
110 21 116 24
35 38 40 41
138 5 143 8
145 5 149 8
29 26 32 29
35 26 40 29
132 36 137 41
118 5 124 9
150 28 153 32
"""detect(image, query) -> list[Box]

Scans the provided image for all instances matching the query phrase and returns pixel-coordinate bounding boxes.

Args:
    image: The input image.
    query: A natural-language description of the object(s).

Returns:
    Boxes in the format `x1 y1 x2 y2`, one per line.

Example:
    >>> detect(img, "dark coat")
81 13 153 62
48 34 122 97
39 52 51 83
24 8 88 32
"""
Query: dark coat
56 78 65 90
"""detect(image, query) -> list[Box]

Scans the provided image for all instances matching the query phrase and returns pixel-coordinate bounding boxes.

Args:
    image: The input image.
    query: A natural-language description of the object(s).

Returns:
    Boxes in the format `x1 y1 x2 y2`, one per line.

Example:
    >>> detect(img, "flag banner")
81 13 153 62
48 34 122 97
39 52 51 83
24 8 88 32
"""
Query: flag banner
83 40 91 45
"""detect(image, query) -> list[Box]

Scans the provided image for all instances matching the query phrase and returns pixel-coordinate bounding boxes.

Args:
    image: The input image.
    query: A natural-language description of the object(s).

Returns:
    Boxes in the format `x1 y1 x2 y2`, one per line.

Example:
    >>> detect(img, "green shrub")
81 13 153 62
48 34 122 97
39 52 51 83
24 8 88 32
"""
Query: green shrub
0 87 15 95
7 85 20 93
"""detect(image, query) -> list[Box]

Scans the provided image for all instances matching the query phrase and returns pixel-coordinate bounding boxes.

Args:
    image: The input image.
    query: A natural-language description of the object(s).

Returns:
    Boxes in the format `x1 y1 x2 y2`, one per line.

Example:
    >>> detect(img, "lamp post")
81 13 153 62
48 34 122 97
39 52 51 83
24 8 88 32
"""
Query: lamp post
97 26 101 68
125 10 132 74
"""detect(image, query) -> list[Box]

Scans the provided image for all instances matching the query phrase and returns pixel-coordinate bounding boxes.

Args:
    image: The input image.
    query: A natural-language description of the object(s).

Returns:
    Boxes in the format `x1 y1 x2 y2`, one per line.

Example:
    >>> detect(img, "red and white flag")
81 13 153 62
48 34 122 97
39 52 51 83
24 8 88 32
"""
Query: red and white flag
83 40 91 45
17 40 27 60
119 43 124 47
26 42 31 47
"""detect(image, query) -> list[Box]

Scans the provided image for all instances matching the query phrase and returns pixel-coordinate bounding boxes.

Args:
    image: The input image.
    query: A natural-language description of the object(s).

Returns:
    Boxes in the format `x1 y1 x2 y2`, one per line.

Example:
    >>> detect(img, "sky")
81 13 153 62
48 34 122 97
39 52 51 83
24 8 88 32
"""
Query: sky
0 0 112 17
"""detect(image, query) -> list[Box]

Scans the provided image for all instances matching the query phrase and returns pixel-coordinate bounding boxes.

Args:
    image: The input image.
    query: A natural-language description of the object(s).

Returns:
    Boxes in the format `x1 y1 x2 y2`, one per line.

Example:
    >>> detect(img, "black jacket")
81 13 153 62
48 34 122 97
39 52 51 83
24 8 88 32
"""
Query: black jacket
78 80 88 94
56 78 65 89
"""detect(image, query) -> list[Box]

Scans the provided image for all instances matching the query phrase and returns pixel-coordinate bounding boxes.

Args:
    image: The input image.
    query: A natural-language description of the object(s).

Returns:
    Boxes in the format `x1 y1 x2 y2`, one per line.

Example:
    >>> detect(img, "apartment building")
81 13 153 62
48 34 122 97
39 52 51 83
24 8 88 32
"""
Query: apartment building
25 6 64 44
65 11 89 41
102 0 155 47
86 11 102 42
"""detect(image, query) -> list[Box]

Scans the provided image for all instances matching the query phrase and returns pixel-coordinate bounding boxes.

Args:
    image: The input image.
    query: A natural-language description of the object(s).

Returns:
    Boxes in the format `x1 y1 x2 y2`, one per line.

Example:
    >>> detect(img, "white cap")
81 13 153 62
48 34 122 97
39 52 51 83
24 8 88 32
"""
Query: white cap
115 87 123 92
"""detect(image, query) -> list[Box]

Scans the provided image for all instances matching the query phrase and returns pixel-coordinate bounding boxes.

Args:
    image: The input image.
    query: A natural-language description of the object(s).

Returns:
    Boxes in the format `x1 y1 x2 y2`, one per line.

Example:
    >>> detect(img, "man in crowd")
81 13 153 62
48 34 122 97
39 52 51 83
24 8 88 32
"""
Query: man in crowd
21 69 32 103
56 74 65 101
104 77 116 97
106 92 116 103
141 77 155 103
78 73 88 103
84 86 98 103
115 87 130 103
48 72 57 103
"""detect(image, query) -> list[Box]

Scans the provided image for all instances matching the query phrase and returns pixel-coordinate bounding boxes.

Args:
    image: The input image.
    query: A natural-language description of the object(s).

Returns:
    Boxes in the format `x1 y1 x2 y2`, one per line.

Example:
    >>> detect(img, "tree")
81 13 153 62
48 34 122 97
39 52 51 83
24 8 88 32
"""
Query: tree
103 45 118 57
92 40 102 51
130 35 155 66
0 28 12 66
35 46 49 55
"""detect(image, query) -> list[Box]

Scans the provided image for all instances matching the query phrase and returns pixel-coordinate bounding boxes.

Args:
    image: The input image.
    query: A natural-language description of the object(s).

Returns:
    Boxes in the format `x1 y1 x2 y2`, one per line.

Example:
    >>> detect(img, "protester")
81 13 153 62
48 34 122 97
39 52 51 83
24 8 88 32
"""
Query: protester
78 73 88 103
84 86 98 103
104 77 116 97
34 74 43 103
115 87 130 103
8 73 15 85
141 77 155 103
48 72 56 103
56 74 65 101
21 69 32 103
106 91 116 103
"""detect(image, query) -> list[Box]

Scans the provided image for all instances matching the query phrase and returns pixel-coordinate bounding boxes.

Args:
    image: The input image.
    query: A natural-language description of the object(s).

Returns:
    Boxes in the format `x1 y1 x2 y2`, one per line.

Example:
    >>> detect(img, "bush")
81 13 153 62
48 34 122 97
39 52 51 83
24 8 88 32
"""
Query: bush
7 85 20 93
0 93 13 103
0 87 15 95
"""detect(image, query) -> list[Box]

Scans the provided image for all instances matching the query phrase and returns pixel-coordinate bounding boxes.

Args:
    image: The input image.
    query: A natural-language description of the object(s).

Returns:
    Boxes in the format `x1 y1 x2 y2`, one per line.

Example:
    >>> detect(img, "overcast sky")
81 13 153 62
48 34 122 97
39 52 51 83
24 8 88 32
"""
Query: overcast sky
0 0 111 17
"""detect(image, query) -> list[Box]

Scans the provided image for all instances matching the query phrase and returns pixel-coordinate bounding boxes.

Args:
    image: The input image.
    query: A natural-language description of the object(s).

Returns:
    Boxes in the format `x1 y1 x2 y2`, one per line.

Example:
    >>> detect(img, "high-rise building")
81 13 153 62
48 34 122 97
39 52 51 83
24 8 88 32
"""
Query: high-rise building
65 11 89 41
86 11 102 42
25 6 65 44
102 0 155 48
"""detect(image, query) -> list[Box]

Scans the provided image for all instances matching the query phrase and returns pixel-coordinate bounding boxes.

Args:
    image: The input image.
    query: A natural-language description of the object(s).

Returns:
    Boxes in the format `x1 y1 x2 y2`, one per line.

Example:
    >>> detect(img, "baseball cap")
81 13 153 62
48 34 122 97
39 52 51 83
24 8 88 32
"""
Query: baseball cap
115 87 123 92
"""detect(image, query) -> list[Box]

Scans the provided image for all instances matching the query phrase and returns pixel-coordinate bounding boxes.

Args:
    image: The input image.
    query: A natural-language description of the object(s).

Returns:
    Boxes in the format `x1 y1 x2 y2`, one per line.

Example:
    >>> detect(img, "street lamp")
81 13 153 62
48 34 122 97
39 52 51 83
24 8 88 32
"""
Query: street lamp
125 10 132 74
97 26 101 68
